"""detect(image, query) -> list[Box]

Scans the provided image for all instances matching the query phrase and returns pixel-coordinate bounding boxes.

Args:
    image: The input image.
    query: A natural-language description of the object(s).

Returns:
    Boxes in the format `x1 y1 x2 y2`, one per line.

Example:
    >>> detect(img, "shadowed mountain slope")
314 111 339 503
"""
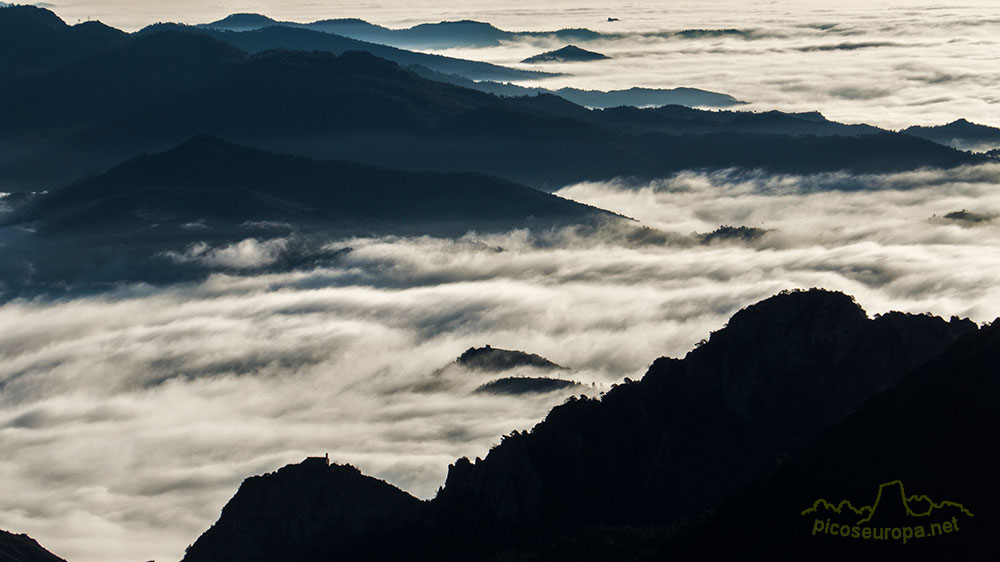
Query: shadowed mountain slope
903 119 1000 151
0 530 66 562
0 5 126 78
21 136 611 233
0 137 614 296
666 318 1000 561
180 289 981 562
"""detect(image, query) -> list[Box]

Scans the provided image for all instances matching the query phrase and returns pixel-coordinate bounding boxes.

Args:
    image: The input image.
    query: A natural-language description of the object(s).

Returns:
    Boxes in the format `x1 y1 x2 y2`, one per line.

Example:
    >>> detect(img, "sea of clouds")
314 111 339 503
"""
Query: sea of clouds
3 1 999 560
2 164 999 562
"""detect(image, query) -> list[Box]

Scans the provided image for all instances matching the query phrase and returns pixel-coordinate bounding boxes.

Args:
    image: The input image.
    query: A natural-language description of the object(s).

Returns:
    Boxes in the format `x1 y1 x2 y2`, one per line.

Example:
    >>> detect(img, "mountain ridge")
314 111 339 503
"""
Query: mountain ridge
179 289 981 562
0 530 66 562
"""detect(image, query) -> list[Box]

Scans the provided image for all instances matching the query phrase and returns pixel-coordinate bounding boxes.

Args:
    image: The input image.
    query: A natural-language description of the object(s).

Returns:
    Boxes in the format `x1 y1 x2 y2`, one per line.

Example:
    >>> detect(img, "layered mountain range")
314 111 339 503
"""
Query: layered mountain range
0 6 989 192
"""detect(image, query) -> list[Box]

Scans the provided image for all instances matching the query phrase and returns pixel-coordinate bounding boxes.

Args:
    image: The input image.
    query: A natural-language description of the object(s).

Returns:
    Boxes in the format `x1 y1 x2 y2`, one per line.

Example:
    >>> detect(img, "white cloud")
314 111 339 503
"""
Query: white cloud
164 238 289 270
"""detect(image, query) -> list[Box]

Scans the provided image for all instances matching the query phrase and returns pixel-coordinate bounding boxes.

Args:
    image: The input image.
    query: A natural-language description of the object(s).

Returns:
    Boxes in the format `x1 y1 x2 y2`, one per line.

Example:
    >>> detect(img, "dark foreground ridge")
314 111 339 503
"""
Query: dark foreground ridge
0 530 66 562
669 316 1000 561
181 289 995 562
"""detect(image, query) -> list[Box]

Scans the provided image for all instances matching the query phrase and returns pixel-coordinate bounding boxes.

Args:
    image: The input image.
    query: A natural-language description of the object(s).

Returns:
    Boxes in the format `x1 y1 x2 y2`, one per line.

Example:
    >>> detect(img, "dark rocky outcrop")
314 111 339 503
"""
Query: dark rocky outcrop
942 209 994 224
182 289 983 562
476 377 581 395
457 346 566 372
699 225 769 243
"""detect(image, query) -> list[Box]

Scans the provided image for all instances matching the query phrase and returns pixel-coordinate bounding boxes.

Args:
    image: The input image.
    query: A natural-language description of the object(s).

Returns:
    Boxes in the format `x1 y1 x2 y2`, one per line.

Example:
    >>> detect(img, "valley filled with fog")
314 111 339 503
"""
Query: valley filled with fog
2 0 999 561
3 164 1000 562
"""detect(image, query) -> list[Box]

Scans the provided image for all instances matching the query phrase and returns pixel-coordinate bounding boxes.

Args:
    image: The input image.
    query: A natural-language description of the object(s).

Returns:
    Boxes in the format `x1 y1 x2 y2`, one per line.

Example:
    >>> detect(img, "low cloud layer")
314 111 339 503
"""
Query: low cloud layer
2 164 999 562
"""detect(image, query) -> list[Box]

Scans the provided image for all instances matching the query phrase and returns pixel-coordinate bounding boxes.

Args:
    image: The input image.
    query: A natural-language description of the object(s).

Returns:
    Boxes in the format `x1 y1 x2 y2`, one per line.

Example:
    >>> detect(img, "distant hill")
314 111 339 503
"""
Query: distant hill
180 289 984 562
475 377 582 395
407 65 744 108
141 22 554 82
199 14 600 49
457 345 566 372
903 119 1000 151
0 530 66 562
522 45 609 63
0 137 615 295
22 136 610 232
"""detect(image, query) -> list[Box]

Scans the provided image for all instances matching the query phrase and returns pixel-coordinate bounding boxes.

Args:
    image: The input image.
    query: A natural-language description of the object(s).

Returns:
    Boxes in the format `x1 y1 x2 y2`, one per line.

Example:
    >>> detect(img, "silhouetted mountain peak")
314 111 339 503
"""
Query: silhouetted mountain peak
0 529 66 562
522 44 609 63
413 19 499 30
0 4 66 32
457 345 565 371
204 13 278 29
182 458 424 562
903 118 1000 149
698 289 867 356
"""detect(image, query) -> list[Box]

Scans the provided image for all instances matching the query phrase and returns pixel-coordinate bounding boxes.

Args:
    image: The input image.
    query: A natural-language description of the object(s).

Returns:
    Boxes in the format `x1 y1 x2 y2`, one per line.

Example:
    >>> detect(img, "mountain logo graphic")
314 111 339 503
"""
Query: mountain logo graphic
801 480 974 543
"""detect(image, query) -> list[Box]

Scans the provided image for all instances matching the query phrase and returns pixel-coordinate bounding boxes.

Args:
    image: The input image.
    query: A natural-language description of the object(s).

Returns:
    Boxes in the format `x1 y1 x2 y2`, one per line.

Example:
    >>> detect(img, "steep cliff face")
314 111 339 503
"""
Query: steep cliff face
181 460 424 562
668 321 1000 562
182 290 980 561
